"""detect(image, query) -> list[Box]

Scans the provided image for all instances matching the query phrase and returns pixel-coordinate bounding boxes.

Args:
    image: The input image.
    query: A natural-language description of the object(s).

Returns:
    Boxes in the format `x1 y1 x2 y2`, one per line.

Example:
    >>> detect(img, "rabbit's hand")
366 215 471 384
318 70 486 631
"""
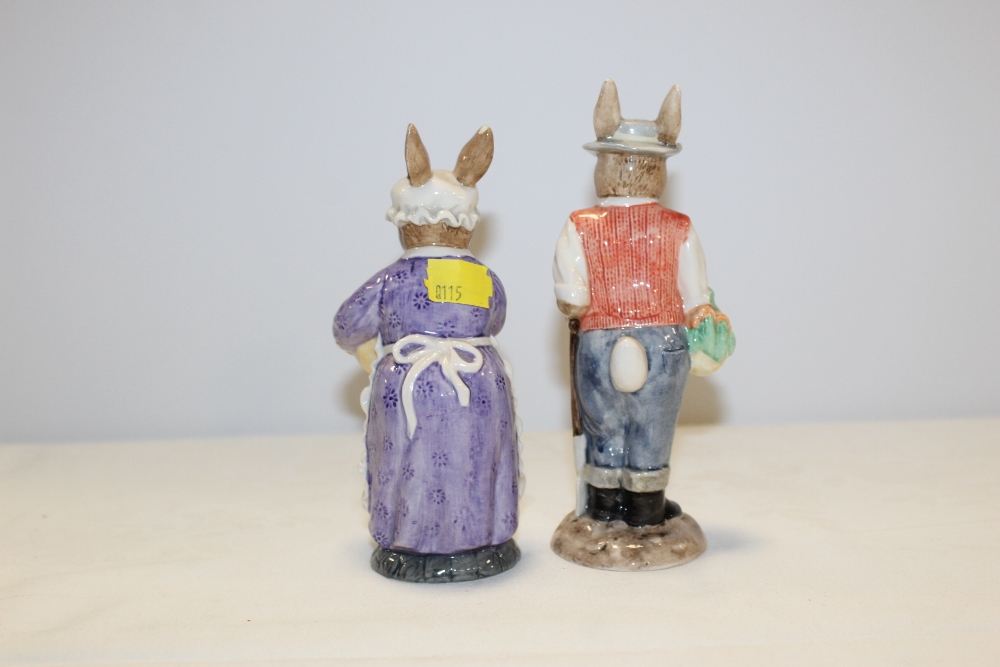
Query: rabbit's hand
353 338 379 375
557 299 588 319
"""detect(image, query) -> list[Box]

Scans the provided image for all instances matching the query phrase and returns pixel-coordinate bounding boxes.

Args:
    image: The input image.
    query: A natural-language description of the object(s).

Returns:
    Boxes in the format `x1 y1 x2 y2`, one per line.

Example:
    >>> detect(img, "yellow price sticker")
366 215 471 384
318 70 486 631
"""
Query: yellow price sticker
424 258 493 309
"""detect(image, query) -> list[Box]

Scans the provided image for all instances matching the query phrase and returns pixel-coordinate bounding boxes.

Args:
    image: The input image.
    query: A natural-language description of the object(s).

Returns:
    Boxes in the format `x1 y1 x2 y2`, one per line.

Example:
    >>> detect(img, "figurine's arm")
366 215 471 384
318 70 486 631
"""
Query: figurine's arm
352 338 379 375
553 218 590 319
334 268 386 373
678 224 712 312
678 224 735 376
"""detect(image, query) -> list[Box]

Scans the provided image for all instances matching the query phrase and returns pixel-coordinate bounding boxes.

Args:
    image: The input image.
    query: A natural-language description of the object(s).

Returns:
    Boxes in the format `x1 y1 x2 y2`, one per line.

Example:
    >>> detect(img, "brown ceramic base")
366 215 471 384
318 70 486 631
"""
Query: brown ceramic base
551 511 706 571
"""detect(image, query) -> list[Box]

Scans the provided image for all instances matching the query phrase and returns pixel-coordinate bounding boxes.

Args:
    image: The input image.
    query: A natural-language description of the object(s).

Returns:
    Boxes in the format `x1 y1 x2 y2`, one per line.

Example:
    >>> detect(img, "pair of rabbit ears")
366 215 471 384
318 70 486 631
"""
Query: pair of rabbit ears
405 124 494 187
594 79 682 145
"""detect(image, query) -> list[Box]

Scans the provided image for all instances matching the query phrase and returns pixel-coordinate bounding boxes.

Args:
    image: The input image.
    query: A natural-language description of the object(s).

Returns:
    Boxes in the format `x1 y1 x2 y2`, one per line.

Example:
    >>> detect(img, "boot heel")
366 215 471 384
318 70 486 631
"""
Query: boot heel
585 484 623 522
623 490 681 527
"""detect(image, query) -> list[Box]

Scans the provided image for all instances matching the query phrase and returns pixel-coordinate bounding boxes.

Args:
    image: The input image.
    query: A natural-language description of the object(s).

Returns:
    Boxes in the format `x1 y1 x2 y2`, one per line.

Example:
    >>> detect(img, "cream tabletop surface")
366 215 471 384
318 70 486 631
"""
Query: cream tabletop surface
2 420 999 666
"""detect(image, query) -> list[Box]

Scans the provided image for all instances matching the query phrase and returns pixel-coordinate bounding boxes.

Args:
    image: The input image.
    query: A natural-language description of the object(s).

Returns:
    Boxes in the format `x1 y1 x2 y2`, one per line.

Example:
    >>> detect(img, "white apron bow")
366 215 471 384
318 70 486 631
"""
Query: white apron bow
391 334 492 437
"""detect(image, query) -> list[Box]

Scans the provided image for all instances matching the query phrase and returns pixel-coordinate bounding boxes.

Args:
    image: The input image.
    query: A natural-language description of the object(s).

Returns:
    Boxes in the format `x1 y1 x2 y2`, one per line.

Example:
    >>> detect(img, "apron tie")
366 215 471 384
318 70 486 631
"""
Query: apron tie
391 334 492 437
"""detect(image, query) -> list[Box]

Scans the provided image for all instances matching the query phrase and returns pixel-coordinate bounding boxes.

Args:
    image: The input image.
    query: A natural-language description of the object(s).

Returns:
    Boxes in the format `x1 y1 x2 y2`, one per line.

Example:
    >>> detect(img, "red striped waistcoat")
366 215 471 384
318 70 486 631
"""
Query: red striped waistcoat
573 203 690 333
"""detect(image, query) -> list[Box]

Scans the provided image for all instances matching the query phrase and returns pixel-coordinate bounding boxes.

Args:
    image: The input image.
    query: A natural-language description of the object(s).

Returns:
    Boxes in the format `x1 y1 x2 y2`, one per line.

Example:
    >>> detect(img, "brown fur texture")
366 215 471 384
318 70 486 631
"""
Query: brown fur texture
453 126 494 187
399 223 472 249
656 85 682 145
593 79 622 139
594 153 667 198
404 124 433 187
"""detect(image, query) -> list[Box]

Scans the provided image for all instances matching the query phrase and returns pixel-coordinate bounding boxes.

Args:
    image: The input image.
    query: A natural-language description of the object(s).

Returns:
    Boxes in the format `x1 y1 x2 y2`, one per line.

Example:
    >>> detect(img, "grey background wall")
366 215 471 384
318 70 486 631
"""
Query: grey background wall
2 1 998 443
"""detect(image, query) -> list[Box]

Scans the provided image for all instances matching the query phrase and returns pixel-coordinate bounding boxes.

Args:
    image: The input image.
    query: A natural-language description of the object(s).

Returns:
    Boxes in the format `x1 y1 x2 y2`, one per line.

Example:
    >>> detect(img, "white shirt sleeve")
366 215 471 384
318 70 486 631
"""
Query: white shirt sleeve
552 218 590 308
678 223 712 313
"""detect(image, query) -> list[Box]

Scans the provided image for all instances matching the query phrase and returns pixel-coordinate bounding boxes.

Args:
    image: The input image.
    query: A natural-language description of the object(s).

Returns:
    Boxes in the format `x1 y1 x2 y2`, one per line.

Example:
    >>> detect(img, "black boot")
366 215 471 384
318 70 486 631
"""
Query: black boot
585 484 623 522
663 498 682 522
623 490 683 527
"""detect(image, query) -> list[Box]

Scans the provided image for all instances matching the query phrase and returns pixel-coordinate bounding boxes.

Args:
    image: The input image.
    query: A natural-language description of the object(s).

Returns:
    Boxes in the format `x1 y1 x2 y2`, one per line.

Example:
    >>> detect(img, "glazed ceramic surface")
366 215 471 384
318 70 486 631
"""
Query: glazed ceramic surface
334 125 520 582
551 80 734 569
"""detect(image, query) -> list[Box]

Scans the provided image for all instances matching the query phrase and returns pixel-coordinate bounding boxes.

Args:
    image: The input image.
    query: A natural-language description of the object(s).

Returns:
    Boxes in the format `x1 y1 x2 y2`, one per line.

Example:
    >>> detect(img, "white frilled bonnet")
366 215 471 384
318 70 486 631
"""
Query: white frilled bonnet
386 124 493 232
386 169 480 231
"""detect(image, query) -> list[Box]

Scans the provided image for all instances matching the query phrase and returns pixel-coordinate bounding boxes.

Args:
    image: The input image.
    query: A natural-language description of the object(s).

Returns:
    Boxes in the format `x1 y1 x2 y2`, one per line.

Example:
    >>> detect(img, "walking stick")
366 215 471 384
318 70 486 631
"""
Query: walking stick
569 318 582 436
569 317 586 514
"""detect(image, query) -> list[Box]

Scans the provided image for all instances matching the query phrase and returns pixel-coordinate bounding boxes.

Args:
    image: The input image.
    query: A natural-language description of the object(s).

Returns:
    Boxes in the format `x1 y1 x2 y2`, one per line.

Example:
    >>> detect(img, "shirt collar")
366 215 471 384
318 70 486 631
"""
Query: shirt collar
598 196 659 207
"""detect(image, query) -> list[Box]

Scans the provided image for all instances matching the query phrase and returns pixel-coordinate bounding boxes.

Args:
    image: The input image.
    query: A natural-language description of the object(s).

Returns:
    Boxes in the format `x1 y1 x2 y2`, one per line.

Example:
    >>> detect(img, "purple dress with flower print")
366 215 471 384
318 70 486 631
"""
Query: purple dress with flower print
334 253 519 555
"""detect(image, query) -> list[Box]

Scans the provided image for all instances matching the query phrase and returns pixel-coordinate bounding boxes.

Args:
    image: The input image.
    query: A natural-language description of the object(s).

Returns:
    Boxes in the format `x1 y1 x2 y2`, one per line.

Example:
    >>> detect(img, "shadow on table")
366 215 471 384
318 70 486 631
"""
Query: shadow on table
698 526 758 555
678 375 725 425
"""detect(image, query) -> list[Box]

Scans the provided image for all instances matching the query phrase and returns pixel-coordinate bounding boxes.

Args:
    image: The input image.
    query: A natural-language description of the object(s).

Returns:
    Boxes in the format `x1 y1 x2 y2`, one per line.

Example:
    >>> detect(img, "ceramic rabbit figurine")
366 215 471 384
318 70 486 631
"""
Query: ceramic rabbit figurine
334 124 521 583
550 80 735 571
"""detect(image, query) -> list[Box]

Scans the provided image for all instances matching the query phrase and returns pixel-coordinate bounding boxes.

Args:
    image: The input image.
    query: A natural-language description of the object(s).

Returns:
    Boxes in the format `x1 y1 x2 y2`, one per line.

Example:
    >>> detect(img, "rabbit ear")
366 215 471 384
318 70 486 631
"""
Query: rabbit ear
405 124 433 186
656 85 682 144
593 79 622 139
453 125 494 187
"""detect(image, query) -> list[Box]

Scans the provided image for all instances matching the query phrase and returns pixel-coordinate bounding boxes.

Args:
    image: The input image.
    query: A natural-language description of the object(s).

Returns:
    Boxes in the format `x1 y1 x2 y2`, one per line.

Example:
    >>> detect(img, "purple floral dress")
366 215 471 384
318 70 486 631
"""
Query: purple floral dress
334 253 519 555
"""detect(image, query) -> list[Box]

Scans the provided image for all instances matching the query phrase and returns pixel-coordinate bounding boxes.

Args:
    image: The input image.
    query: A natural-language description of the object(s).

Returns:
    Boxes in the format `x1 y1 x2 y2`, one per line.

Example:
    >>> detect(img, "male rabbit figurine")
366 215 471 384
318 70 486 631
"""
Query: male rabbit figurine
335 125 521 583
550 80 735 570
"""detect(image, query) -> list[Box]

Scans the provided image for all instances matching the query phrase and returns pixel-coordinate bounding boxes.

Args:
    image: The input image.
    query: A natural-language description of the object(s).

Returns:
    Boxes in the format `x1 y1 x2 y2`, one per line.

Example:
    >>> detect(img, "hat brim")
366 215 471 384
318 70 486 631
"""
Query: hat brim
583 139 682 158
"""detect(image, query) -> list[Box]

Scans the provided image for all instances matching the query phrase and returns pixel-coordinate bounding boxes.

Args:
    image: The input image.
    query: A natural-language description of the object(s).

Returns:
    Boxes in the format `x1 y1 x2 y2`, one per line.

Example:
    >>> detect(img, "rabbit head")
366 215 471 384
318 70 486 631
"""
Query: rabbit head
585 80 682 199
386 124 494 249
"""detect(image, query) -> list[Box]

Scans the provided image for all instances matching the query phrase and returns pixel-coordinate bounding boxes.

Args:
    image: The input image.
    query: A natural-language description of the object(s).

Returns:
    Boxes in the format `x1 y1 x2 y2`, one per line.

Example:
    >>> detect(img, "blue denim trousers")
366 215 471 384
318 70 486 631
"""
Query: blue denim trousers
575 325 689 492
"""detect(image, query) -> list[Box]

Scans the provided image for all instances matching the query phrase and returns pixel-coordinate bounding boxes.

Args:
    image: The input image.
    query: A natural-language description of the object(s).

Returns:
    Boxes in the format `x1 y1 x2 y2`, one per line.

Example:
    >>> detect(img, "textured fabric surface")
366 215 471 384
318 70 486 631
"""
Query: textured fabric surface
334 255 518 554
572 203 690 332
334 256 507 352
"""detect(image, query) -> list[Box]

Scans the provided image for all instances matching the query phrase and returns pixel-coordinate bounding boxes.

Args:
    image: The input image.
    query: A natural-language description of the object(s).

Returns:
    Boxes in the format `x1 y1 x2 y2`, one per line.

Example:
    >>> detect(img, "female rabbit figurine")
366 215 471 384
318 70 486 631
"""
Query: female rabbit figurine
551 80 735 570
334 124 521 583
